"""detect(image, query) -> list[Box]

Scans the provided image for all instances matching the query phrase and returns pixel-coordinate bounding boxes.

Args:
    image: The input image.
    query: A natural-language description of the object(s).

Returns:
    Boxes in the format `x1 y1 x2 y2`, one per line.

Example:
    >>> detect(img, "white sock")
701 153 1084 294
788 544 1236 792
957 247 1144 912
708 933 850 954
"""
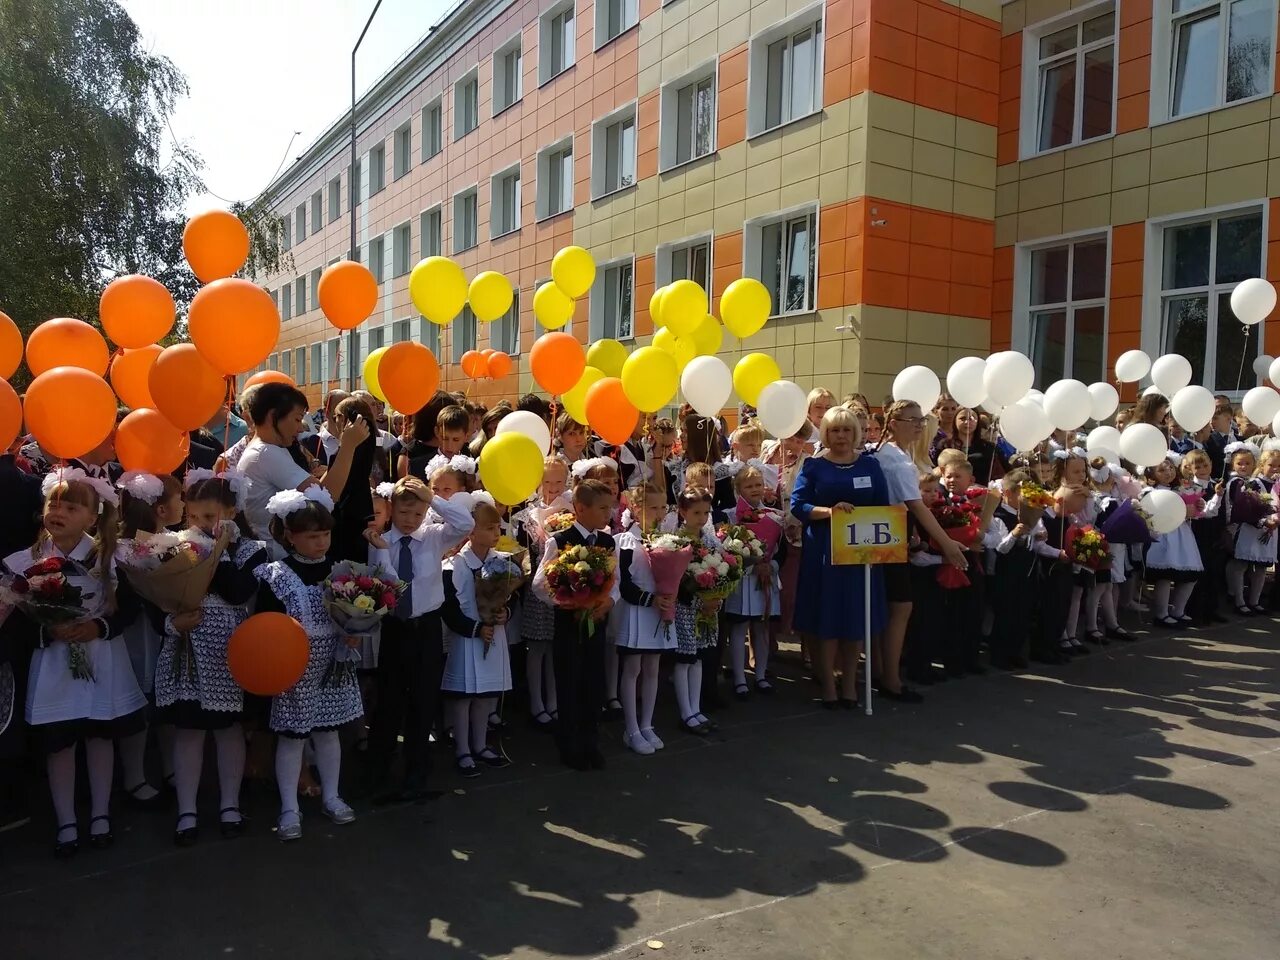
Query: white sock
1153 581 1172 619
47 745 77 838
471 698 494 755
1083 585 1101 633
688 660 704 718
620 655 642 738
1100 583 1120 629
118 728 155 798
1227 560 1247 605
728 623 749 687
543 643 557 714
752 624 772 682
672 662 692 721
1063 586 1083 639
1172 582 1197 618
85 737 114 828
213 725 245 820
275 736 305 816
1248 569 1266 606
172 728 205 818
527 642 547 716
639 655 659 731
157 723 176 779
311 730 342 805
451 700 472 758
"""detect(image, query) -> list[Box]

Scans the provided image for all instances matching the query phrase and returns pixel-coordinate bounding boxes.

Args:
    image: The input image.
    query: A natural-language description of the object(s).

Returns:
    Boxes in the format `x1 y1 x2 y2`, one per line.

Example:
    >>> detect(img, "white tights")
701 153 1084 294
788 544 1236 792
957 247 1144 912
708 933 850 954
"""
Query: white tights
1084 582 1121 633
728 622 771 687
275 730 342 817
1062 585 1085 640
451 697 497 757
48 738 114 839
1153 580 1197 619
526 641 557 717
172 724 246 824
672 660 703 723
619 653 660 738
1227 560 1266 608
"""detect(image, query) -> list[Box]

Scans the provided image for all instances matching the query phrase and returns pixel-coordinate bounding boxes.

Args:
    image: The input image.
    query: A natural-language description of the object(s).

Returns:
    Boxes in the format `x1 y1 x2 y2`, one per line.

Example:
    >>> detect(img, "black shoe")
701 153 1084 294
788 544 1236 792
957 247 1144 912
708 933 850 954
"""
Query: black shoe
603 699 623 721
1083 631 1110 646
1106 627 1136 642
53 823 78 859
174 812 199 847
476 749 511 768
820 699 840 711
879 686 923 703
681 716 710 735
455 754 482 779
838 697 858 710
529 710 555 731
1154 615 1179 628
560 751 590 771
88 815 113 849
586 748 606 770
219 807 245 839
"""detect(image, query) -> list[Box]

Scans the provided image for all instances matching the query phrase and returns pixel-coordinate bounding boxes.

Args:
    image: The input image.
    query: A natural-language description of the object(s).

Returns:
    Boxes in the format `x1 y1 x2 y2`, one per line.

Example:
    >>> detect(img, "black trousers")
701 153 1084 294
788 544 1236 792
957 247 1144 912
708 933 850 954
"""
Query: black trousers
990 549 1037 662
369 611 443 790
1036 563 1073 657
552 611 605 761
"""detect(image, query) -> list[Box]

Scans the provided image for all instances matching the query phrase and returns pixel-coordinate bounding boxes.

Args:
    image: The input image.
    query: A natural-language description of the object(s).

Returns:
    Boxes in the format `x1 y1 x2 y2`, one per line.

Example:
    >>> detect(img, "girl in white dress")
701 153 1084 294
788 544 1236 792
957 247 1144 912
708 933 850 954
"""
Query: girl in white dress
4 469 144 857
1223 443 1275 614
441 498 514 777
1143 456 1204 627
723 466 785 697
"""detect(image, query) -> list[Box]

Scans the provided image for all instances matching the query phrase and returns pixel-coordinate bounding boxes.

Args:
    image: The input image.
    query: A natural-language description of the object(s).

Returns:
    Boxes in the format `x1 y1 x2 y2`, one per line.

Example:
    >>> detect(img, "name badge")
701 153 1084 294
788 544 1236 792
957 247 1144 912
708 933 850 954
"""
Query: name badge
852 475 872 489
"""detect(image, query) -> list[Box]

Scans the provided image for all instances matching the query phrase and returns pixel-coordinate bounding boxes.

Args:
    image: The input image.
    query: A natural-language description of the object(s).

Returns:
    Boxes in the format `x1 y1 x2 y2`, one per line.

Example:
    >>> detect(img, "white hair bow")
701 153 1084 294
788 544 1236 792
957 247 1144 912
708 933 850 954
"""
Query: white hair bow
117 471 164 505
571 457 618 479
183 467 243 493
265 485 334 519
374 481 396 500
1224 440 1261 458
427 453 477 476
1165 450 1183 467
42 466 120 507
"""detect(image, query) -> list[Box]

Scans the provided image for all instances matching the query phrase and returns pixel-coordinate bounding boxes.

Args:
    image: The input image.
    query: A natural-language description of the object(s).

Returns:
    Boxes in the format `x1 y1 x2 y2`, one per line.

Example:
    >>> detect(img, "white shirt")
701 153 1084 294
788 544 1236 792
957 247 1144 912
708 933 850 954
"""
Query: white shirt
367 494 475 617
237 439 312 546
532 521 620 606
875 442 923 504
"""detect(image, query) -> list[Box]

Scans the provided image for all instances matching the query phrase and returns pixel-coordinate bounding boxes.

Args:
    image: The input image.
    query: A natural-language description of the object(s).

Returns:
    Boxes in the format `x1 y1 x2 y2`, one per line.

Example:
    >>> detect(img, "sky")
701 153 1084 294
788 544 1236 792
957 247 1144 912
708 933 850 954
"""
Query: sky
123 0 453 214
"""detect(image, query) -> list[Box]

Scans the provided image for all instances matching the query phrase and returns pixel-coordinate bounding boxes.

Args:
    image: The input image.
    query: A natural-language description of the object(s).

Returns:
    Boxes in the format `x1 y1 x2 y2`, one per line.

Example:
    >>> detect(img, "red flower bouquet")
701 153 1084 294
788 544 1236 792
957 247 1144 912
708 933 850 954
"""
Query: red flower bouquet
928 498 982 589
545 544 617 637
1066 525 1111 572
2 557 95 680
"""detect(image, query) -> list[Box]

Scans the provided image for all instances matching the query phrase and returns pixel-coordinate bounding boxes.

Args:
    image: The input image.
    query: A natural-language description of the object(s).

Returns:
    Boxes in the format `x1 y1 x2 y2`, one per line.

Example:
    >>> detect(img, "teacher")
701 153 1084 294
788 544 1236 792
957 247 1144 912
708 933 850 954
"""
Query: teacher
791 406 900 709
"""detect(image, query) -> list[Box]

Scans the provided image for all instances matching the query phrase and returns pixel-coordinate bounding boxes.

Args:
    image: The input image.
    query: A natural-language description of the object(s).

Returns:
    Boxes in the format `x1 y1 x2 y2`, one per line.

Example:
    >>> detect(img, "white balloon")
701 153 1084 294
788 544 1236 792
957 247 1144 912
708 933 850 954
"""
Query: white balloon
1241 385 1280 425
1170 385 1215 432
495 409 552 455
1119 423 1168 467
983 351 1035 406
1043 379 1092 431
1142 384 1163 397
1114 349 1151 383
980 400 1004 418
1150 354 1192 396
1229 277 1276 326
946 356 987 408
1087 425 1122 456
1254 354 1274 378
1141 488 1187 535
1272 410 1280 437
892 365 941 411
1024 389 1045 407
756 380 807 439
681 356 732 419
1269 356 1280 387
1087 382 1119 421
998 399 1052 451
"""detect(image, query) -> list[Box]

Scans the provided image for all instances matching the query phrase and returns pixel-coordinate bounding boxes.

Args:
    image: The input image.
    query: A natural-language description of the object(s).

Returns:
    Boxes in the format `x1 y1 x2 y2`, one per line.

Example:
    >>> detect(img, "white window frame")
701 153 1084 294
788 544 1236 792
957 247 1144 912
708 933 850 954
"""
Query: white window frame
595 0 638 49
747 3 825 138
655 233 714 289
328 176 341 222
660 59 718 171
591 102 638 199
310 343 324 385
421 205 443 258
540 1 576 85
1018 1 1118 160
537 137 575 220
295 203 306 243
590 256 636 341
453 305 478 362
393 221 412 277
1012 228 1112 387
281 283 293 320
295 275 307 314
454 68 480 140
418 317 441 357
393 319 413 343
310 267 322 305
1152 0 1279 123
393 121 413 179
1142 200 1267 397
491 290 521 355
453 186 480 253
310 191 322 232
492 33 523 115
369 142 386 195
422 97 443 160
369 234 386 284
491 163 522 238
295 346 307 386
744 203 819 318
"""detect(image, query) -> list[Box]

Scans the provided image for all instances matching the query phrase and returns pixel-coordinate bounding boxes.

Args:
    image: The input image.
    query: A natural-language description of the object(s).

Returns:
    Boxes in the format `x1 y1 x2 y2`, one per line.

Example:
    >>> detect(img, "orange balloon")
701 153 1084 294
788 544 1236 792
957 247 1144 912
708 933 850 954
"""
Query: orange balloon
530 332 586 395
227 612 310 696
246 370 295 388
183 210 250 284
150 343 229 430
378 341 440 414
110 345 163 411
188 278 280 376
460 350 486 380
0 380 20 450
26 317 110 377
585 377 639 445
480 348 495 359
100 275 175 348
116 408 189 474
487 351 513 379
0 310 22 379
317 261 378 331
23 367 118 460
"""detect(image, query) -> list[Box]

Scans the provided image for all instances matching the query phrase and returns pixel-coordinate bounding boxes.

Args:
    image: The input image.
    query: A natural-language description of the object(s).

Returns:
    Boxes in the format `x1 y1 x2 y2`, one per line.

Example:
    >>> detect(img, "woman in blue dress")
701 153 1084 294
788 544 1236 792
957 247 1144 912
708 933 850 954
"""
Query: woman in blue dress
791 406 901 708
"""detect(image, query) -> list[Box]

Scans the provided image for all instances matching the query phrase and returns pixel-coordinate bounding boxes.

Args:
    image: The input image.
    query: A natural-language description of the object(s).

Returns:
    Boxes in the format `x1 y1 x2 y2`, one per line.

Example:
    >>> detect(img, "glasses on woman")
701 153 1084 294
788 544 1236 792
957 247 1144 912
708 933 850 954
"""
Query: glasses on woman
893 415 926 425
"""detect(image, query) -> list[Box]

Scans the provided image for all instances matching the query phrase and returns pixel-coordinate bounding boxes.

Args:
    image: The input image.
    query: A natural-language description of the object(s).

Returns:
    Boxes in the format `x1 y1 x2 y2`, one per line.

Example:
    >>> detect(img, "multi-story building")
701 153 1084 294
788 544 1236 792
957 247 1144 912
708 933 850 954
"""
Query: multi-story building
255 0 1280 412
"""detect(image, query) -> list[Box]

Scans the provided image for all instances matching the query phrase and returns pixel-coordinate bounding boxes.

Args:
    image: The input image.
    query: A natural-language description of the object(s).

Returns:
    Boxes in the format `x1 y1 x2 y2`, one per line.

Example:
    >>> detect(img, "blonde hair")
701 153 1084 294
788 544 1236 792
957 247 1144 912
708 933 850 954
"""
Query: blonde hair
472 501 503 525
807 387 836 409
1179 449 1211 480
818 405 862 449
731 422 765 447
42 480 119 612
940 456 974 476
733 464 765 492
935 448 967 471
430 465 473 491
684 461 714 490
392 476 432 504
542 456 569 480
1255 450 1280 477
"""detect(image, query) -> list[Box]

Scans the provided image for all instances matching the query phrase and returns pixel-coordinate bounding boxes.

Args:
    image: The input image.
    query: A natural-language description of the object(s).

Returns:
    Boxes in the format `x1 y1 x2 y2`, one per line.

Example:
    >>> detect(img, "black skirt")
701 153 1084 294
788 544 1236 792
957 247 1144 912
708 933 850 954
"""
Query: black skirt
35 708 147 754
1145 566 1200 583
156 699 242 732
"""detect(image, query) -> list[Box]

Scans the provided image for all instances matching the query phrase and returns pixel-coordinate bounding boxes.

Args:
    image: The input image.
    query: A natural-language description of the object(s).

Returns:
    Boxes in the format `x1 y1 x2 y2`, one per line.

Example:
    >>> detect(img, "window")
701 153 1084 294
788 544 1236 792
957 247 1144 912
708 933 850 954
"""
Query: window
369 326 385 351
369 235 386 284
281 284 293 321
1022 236 1109 387
421 206 442 257
1156 208 1263 393
747 206 818 316
393 319 412 342
1165 0 1275 118
455 69 479 139
419 318 441 357
349 158 362 207
328 336 346 382
453 305 477 361
596 0 638 46
1025 6 1115 155
269 288 278 312
658 236 712 289
454 188 479 252
295 203 306 243
328 176 341 222
394 122 412 179
310 191 322 232
491 291 520 354
493 36 522 114
421 98 443 160
590 259 635 340
310 267 322 305
310 343 323 385
661 66 716 169
748 11 823 136
280 349 292 380
491 165 522 237
592 105 637 197
537 139 574 219
280 216 291 252
540 1 575 83
295 346 307 385
369 142 386 195
295 276 306 314
393 222 411 276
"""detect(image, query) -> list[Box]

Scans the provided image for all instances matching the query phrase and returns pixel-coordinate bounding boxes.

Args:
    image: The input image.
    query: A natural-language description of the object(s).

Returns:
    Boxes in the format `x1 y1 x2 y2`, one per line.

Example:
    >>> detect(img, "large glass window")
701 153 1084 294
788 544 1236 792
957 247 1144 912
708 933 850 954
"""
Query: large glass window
666 238 711 290
1033 7 1115 152
455 72 479 139
491 292 520 354
756 210 817 316
1170 0 1274 117
420 206 442 257
1025 236 1109 387
493 38 522 113
540 2 575 84
538 140 574 219
421 99 442 160
591 261 634 340
453 306 477 362
453 190 478 253
763 22 821 131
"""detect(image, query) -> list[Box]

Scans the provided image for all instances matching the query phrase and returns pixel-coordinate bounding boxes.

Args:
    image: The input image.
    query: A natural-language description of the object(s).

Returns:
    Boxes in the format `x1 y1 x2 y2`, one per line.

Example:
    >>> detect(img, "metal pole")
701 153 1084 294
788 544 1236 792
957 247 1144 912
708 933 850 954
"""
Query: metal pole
349 0 384 390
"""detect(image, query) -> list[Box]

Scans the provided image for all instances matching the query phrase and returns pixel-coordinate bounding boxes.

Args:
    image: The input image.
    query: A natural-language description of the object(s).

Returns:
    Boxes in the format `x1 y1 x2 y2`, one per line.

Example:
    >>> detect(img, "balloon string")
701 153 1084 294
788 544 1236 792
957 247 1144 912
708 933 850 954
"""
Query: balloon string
222 378 234 462
1235 323 1250 394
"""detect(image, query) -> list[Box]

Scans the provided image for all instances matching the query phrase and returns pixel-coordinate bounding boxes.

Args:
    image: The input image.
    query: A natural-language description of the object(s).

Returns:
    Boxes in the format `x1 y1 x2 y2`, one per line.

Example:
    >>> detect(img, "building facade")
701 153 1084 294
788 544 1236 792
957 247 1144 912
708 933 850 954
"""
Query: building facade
256 0 1280 412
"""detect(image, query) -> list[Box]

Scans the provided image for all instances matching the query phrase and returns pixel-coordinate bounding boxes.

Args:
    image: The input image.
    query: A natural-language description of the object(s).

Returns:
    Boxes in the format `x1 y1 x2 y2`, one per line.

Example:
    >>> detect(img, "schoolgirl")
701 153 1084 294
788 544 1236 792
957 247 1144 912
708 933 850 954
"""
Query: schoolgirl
722 466 785 697
1223 443 1274 614
1078 459 1139 643
671 487 723 736
1180 449 1228 626
1144 455 1205 627
555 413 591 467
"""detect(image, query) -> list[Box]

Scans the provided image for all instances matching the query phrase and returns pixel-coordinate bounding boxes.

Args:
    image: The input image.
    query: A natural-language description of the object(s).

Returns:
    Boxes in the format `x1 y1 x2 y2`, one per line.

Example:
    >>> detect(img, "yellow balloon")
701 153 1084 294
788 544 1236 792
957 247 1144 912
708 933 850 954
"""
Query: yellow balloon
733 352 781 406
661 279 706 337
411 257 467 326
721 277 771 339
478 432 545 506
652 327 694 373
649 286 667 329
690 314 724 356
533 281 574 330
561 366 605 424
362 346 389 403
621 346 678 413
468 271 514 322
552 246 596 299
586 338 628 378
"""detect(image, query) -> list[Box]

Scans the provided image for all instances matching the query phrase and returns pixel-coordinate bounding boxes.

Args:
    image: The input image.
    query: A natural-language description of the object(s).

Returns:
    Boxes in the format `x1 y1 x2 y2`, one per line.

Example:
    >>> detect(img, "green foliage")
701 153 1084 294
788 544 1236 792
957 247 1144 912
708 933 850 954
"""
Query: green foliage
231 196 293 283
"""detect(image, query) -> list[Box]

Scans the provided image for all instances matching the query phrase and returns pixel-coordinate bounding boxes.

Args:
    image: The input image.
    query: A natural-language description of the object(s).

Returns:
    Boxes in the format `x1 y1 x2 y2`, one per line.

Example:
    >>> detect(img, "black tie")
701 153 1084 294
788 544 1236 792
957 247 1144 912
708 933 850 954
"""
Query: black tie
585 533 596 547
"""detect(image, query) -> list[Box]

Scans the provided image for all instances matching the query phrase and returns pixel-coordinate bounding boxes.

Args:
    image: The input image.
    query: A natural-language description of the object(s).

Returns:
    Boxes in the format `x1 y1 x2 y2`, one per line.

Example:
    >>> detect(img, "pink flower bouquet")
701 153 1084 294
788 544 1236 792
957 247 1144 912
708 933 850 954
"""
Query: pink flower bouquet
643 534 693 637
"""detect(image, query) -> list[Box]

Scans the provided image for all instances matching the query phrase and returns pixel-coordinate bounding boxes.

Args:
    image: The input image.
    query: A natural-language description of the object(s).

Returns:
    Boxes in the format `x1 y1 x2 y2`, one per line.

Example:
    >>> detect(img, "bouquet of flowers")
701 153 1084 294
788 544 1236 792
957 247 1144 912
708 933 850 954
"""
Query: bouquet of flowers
1230 483 1276 530
928 498 982 589
473 553 525 657
1018 480 1055 526
1180 491 1206 520
323 561 405 683
1066 525 1111 571
0 557 97 680
116 528 227 613
1098 498 1155 545
643 533 693 637
733 497 784 561
684 542 744 630
542 512 576 535
544 544 617 637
